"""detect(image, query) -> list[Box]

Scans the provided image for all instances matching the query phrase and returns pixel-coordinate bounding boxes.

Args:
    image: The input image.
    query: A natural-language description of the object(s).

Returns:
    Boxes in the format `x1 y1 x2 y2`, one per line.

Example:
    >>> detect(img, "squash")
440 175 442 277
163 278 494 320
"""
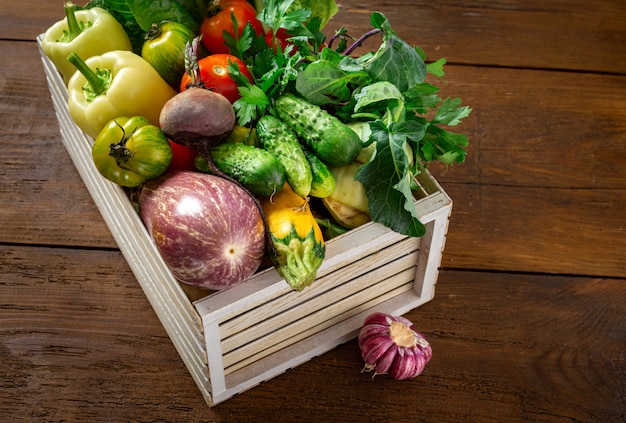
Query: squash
261 184 325 291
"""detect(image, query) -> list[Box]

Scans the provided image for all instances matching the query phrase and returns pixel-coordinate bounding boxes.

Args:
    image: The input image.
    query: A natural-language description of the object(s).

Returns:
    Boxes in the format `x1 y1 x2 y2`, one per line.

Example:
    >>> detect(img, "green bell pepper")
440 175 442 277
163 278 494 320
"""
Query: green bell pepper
66 51 176 139
41 2 132 85
92 116 173 188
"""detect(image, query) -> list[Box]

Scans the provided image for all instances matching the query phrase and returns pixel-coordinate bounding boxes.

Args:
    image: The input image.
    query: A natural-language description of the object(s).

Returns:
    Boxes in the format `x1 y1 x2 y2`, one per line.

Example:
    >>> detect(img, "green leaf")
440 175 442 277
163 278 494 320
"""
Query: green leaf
289 0 338 28
366 35 427 91
126 0 199 32
353 81 403 113
296 60 359 105
403 83 442 114
233 85 271 126
355 120 426 237
426 57 447 78
421 125 469 164
259 0 310 33
370 11 391 31
223 15 257 59
175 0 209 25
433 97 473 126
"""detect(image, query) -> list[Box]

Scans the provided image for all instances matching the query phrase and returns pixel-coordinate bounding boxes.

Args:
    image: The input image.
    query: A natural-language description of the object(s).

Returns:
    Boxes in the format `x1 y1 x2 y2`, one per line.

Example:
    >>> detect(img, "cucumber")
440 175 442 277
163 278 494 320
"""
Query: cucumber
195 142 286 197
303 148 335 198
274 94 362 167
256 115 313 198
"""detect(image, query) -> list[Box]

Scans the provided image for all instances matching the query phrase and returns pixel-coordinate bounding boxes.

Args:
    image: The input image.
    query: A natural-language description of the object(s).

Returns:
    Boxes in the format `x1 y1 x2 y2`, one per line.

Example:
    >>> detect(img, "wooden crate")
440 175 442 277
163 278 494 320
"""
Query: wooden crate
38 38 452 406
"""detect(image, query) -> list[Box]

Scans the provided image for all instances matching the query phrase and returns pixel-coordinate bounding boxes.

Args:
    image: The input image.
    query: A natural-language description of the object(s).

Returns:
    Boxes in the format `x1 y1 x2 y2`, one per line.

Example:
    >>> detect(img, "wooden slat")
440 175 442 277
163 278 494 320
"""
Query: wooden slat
220 248 421 356
7 1 626 74
222 268 417 373
218 239 421 342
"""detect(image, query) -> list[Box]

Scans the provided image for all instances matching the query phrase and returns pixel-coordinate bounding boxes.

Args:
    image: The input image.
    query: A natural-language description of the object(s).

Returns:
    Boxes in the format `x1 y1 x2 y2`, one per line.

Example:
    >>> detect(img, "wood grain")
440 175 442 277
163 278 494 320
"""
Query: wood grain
7 1 626 74
1 246 624 421
0 41 115 248
3 40 624 275
1 0 625 420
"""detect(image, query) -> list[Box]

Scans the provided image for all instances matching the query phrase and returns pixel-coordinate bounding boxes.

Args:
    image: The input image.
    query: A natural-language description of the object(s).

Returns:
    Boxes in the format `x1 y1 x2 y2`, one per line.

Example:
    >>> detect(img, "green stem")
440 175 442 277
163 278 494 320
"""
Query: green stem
145 22 162 41
315 217 349 239
184 37 204 88
66 52 109 97
108 120 134 167
63 2 82 42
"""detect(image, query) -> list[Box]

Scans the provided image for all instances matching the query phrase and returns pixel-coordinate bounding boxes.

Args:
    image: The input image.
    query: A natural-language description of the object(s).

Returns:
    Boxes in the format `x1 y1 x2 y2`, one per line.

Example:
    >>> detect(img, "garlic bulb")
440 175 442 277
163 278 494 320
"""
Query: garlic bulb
357 312 432 380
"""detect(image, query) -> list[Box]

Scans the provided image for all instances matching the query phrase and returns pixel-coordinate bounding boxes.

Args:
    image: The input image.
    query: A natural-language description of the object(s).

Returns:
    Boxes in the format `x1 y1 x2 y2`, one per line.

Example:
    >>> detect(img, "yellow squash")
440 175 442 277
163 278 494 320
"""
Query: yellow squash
261 184 325 291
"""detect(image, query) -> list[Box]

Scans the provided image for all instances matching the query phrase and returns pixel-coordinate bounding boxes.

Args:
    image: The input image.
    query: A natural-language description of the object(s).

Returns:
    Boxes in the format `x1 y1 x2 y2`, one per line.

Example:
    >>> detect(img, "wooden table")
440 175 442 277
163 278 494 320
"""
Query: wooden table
2 1 625 421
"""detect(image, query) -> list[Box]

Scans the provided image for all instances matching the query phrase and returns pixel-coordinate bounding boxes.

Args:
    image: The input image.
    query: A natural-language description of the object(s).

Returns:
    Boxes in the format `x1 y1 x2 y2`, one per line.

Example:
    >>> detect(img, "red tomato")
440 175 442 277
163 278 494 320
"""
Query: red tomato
200 0 264 54
179 54 253 103
167 140 198 171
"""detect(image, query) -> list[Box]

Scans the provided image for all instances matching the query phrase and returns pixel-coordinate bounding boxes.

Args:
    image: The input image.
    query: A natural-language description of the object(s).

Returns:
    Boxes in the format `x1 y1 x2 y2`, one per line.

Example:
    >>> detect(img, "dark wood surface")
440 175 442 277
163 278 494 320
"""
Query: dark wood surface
1 1 625 421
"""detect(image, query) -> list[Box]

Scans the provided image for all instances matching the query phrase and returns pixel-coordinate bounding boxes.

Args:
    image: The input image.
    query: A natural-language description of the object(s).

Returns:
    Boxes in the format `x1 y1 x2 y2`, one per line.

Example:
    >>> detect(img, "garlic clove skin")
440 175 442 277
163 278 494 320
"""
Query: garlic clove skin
358 312 432 380
391 347 419 380
357 323 387 348
363 312 396 327
361 334 395 365
372 342 399 375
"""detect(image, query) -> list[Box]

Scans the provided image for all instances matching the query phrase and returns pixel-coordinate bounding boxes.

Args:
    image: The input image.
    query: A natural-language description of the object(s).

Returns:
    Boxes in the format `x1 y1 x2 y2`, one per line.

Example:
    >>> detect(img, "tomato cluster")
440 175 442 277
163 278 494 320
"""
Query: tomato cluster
144 0 306 171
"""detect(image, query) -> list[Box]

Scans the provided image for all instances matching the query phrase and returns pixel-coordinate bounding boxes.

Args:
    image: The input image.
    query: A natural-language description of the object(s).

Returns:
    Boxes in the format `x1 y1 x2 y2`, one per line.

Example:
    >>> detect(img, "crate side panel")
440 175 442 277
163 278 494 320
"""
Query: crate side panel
223 268 417 373
39 39 213 405
220 247 421 357
194 222 410 323
218 237 422 340
212 288 431 405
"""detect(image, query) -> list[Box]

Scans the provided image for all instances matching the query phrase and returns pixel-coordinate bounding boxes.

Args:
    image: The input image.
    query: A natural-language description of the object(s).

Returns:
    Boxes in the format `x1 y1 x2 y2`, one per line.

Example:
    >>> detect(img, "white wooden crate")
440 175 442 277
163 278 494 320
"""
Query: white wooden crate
38 38 452 406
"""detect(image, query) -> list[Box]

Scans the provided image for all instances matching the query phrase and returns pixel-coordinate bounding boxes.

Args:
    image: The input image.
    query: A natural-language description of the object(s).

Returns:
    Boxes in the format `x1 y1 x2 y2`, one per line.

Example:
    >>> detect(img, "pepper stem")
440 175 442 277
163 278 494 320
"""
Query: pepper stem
108 120 135 168
62 2 83 42
145 22 162 41
66 52 111 100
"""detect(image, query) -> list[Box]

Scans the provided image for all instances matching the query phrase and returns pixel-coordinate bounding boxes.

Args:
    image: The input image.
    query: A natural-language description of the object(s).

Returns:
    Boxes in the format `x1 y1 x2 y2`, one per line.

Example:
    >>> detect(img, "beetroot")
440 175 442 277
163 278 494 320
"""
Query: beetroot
159 87 236 148
139 171 265 291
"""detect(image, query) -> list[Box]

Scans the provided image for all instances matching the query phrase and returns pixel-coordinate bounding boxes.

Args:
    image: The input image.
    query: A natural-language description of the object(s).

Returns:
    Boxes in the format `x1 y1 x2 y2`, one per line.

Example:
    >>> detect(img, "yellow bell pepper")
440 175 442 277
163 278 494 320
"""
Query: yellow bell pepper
41 2 132 85
66 51 177 139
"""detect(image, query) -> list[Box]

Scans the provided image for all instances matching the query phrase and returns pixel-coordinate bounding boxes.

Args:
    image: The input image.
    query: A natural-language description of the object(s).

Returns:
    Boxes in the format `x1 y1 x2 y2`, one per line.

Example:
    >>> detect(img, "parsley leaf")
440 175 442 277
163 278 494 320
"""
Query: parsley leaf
233 85 271 126
432 97 473 126
222 15 255 60
259 0 311 34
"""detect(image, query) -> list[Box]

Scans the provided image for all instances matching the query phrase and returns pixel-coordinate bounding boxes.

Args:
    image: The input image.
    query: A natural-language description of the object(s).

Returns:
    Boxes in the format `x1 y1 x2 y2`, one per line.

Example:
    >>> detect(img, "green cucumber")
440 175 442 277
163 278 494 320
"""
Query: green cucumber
256 115 313 198
195 142 286 197
303 148 335 198
274 94 362 166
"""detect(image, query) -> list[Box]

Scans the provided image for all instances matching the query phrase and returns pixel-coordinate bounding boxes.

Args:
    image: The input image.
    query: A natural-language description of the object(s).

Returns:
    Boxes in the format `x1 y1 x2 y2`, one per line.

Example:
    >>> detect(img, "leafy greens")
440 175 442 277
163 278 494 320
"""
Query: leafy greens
229 5 471 237
85 0 472 237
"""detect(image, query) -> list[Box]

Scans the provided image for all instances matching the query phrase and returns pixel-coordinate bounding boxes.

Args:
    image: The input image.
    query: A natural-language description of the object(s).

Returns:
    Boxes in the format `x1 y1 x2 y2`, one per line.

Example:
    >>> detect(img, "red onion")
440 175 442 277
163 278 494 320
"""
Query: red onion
357 312 432 380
